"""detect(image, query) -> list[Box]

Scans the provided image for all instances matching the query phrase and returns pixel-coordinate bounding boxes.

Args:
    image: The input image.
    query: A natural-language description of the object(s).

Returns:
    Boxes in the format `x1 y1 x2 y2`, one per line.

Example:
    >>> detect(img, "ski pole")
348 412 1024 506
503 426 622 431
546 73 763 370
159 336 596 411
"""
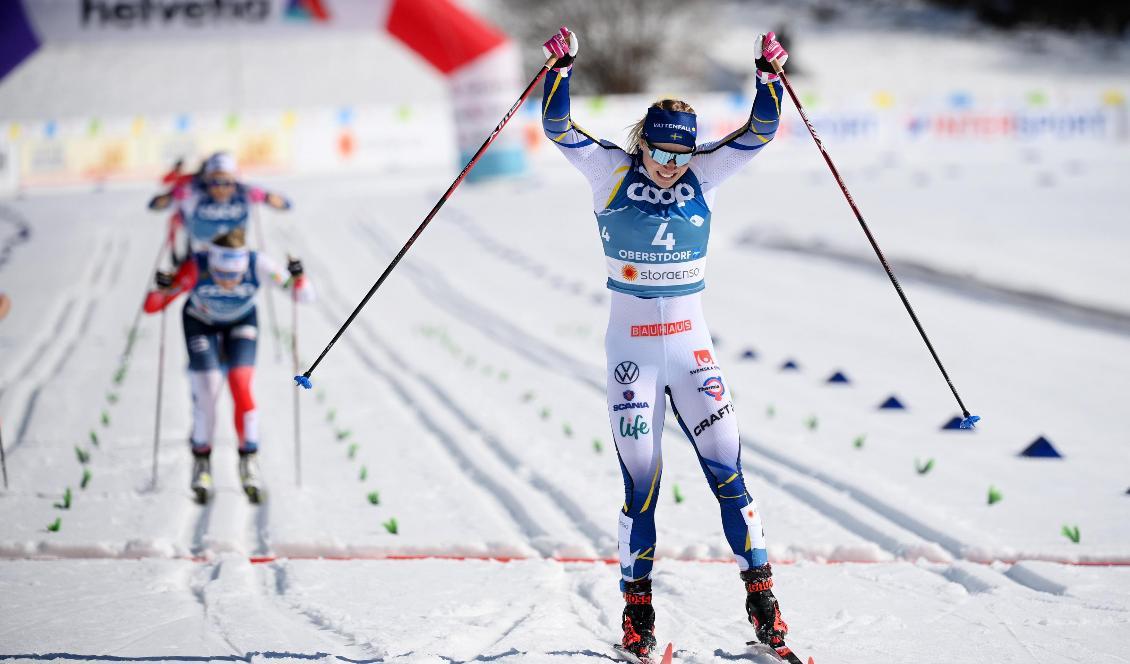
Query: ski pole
1 419 9 490
294 55 559 388
253 205 284 364
290 267 302 487
771 61 979 428
150 305 167 488
122 232 172 364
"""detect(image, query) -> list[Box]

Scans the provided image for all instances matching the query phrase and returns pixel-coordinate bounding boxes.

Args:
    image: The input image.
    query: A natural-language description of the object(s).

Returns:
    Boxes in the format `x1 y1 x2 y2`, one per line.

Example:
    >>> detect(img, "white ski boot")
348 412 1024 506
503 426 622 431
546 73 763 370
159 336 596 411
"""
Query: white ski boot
191 455 213 504
239 452 262 504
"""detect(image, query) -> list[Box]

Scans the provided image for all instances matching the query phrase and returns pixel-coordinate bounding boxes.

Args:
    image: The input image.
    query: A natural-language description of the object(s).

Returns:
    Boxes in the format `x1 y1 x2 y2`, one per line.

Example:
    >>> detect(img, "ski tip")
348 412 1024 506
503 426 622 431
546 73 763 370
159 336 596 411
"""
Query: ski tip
294 374 312 389
660 642 673 664
958 414 981 429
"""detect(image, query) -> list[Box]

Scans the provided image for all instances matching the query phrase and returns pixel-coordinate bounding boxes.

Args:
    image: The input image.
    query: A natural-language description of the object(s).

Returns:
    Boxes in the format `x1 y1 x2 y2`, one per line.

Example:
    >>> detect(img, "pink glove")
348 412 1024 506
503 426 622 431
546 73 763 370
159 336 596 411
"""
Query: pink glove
755 31 789 84
542 27 579 73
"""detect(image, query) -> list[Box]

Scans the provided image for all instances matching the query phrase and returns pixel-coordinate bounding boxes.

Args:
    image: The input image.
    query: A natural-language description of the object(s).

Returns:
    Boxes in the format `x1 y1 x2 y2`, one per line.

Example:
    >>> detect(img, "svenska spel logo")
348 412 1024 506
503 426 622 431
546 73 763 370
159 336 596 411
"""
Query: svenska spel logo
286 0 330 21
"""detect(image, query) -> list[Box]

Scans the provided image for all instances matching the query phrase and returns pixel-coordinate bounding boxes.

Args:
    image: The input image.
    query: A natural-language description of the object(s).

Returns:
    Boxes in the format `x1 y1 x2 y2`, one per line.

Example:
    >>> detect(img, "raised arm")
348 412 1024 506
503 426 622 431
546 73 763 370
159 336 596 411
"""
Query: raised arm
540 28 630 195
690 33 789 191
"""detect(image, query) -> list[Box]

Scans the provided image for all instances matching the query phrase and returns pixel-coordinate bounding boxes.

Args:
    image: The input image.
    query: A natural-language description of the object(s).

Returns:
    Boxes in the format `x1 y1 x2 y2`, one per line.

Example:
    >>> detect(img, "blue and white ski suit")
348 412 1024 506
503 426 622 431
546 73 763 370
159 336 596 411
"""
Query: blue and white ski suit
542 67 783 587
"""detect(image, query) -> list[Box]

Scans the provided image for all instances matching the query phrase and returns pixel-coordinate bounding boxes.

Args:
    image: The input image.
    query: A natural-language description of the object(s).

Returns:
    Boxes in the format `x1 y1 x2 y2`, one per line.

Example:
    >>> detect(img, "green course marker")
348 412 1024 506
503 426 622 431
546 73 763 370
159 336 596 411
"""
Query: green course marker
805 415 819 431
81 469 92 490
1061 525 1080 544
75 446 91 464
347 443 358 459
673 484 685 504
54 487 72 510
562 423 573 437
47 518 61 532
593 439 603 454
89 430 100 447
987 485 1003 505
540 407 551 420
916 458 934 475
359 465 368 481
852 435 866 449
101 410 111 427
383 517 398 534
766 404 776 419
367 490 380 505
336 428 352 441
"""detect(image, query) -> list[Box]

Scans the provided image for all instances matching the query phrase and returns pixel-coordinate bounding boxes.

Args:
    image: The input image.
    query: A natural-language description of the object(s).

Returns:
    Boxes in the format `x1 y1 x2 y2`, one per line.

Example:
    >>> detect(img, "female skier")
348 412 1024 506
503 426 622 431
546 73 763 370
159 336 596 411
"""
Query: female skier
144 228 314 503
540 28 796 662
148 151 292 257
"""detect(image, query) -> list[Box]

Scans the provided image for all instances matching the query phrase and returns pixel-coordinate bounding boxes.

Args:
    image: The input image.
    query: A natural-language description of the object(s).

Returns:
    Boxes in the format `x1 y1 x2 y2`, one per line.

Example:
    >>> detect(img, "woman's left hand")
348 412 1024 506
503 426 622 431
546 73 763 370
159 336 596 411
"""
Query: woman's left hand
755 32 789 83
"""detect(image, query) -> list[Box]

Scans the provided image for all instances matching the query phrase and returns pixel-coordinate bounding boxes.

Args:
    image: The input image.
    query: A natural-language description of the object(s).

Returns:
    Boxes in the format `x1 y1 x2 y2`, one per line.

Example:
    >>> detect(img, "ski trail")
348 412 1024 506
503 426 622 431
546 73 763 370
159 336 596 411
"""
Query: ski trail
295 231 594 558
4 234 118 449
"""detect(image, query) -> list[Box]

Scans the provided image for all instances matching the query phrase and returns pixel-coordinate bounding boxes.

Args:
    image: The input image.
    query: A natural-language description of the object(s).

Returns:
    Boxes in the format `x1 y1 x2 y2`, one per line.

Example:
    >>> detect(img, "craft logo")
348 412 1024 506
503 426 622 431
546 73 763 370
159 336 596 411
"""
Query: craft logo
693 349 713 367
693 402 734 436
621 264 639 282
80 0 271 28
614 361 640 385
285 0 330 21
698 376 725 402
631 320 693 338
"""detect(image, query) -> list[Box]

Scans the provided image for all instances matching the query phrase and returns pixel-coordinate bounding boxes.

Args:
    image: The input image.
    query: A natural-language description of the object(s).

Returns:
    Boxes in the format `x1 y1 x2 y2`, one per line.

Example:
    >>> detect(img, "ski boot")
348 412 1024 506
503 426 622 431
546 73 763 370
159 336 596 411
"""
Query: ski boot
619 579 657 662
742 563 801 663
238 451 262 504
190 453 212 504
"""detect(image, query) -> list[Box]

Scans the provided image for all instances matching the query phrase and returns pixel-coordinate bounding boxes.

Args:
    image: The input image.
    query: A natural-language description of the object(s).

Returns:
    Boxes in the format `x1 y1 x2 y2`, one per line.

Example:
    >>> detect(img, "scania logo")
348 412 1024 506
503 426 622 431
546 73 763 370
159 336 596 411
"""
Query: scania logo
614 361 640 385
626 182 696 206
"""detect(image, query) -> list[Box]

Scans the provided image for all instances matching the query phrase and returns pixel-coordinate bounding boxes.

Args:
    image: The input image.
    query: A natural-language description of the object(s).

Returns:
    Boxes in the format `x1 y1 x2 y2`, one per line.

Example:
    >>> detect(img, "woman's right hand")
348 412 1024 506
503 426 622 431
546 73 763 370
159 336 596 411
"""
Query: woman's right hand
542 27 579 71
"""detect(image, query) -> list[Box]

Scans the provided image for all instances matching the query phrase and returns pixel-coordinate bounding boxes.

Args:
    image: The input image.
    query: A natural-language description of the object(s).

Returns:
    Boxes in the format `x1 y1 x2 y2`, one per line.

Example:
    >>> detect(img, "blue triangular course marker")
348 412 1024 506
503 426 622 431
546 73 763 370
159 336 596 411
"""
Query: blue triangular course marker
1019 436 1062 458
878 395 906 410
941 415 974 431
780 359 800 371
740 348 758 360
826 371 850 384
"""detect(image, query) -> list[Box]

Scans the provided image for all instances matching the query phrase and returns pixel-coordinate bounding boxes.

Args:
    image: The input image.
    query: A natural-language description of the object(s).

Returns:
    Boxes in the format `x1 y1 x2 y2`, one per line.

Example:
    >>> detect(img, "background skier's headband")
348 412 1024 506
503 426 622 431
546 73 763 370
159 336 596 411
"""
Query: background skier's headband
643 108 697 149
208 245 249 280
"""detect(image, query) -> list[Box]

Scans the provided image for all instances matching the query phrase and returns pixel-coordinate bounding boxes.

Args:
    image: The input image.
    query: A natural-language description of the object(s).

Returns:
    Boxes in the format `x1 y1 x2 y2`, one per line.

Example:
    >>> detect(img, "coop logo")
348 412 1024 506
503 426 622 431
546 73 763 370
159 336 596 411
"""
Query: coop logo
626 182 696 206
285 0 330 21
614 361 640 385
697 376 726 402
195 201 248 221
80 0 270 28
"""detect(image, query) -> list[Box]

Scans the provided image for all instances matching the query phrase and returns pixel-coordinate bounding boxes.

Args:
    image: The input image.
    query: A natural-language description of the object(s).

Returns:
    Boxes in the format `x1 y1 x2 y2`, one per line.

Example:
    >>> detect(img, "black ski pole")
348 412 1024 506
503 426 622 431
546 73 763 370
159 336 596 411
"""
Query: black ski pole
253 205 284 364
150 305 167 488
294 55 559 388
771 61 979 428
290 269 302 487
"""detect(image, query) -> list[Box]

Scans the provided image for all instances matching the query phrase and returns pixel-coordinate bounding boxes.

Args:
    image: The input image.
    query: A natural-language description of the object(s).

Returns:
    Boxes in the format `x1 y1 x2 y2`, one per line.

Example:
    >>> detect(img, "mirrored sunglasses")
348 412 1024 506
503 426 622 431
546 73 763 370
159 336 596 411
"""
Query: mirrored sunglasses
647 145 693 167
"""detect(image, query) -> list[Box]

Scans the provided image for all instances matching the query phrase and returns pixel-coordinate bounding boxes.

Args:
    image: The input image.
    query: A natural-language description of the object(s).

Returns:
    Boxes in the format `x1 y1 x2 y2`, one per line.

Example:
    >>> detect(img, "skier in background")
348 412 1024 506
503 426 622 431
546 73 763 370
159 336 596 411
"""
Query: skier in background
540 27 797 662
143 227 314 503
147 152 291 263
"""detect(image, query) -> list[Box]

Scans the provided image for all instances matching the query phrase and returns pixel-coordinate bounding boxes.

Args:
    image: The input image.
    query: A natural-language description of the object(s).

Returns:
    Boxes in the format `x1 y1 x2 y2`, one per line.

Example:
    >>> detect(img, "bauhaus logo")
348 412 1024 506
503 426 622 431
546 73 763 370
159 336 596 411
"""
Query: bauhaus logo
80 0 270 28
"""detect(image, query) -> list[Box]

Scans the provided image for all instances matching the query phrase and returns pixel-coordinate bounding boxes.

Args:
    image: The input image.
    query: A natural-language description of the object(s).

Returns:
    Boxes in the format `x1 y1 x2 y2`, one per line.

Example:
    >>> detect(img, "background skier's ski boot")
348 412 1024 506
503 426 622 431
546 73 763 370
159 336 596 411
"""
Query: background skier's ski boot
620 579 657 661
742 564 801 663
191 453 212 504
239 451 262 504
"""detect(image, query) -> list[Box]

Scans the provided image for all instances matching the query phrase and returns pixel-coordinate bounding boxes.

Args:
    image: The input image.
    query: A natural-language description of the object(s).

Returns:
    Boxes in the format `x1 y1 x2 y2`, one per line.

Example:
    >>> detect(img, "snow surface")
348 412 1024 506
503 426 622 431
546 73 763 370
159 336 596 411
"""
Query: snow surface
2 14 1130 664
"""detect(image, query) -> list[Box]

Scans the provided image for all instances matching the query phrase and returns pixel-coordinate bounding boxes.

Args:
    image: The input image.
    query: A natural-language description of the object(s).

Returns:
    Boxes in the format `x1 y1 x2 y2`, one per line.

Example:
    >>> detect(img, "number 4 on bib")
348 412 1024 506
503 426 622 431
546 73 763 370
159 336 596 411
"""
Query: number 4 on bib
651 222 675 251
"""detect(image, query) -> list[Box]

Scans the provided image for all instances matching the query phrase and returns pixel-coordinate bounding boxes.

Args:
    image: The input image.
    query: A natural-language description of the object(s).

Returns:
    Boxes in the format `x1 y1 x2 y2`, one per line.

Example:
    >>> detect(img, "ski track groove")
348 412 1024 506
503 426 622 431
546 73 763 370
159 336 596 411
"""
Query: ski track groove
8 234 118 449
310 227 610 556
354 206 1082 598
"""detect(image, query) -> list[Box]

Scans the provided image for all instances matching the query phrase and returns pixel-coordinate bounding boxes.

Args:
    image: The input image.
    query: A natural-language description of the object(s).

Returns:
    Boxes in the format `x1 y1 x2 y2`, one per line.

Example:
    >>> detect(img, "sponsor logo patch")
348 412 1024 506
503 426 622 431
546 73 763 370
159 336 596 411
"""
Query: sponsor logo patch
693 402 734 436
623 390 635 401
694 349 713 366
620 264 639 282
614 361 640 385
619 414 650 440
698 376 726 402
631 320 693 337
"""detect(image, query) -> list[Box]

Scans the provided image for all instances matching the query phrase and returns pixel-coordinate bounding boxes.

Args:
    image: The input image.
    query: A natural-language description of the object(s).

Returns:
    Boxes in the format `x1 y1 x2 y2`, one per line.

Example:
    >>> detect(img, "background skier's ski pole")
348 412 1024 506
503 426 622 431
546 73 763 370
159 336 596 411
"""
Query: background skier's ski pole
290 272 302 487
294 55 559 388
150 306 167 488
771 60 979 428
1 420 8 490
253 205 284 364
122 233 171 363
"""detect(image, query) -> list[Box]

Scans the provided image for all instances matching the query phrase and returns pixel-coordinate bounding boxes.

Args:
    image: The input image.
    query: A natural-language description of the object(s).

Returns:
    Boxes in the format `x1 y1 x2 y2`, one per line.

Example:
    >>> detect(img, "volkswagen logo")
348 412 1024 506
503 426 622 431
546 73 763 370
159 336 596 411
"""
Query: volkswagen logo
614 361 640 385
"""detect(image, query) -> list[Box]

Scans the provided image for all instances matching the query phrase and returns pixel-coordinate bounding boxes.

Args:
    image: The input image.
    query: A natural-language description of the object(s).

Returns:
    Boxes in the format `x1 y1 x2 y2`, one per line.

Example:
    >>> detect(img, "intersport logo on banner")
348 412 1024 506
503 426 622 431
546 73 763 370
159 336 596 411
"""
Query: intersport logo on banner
80 0 271 28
